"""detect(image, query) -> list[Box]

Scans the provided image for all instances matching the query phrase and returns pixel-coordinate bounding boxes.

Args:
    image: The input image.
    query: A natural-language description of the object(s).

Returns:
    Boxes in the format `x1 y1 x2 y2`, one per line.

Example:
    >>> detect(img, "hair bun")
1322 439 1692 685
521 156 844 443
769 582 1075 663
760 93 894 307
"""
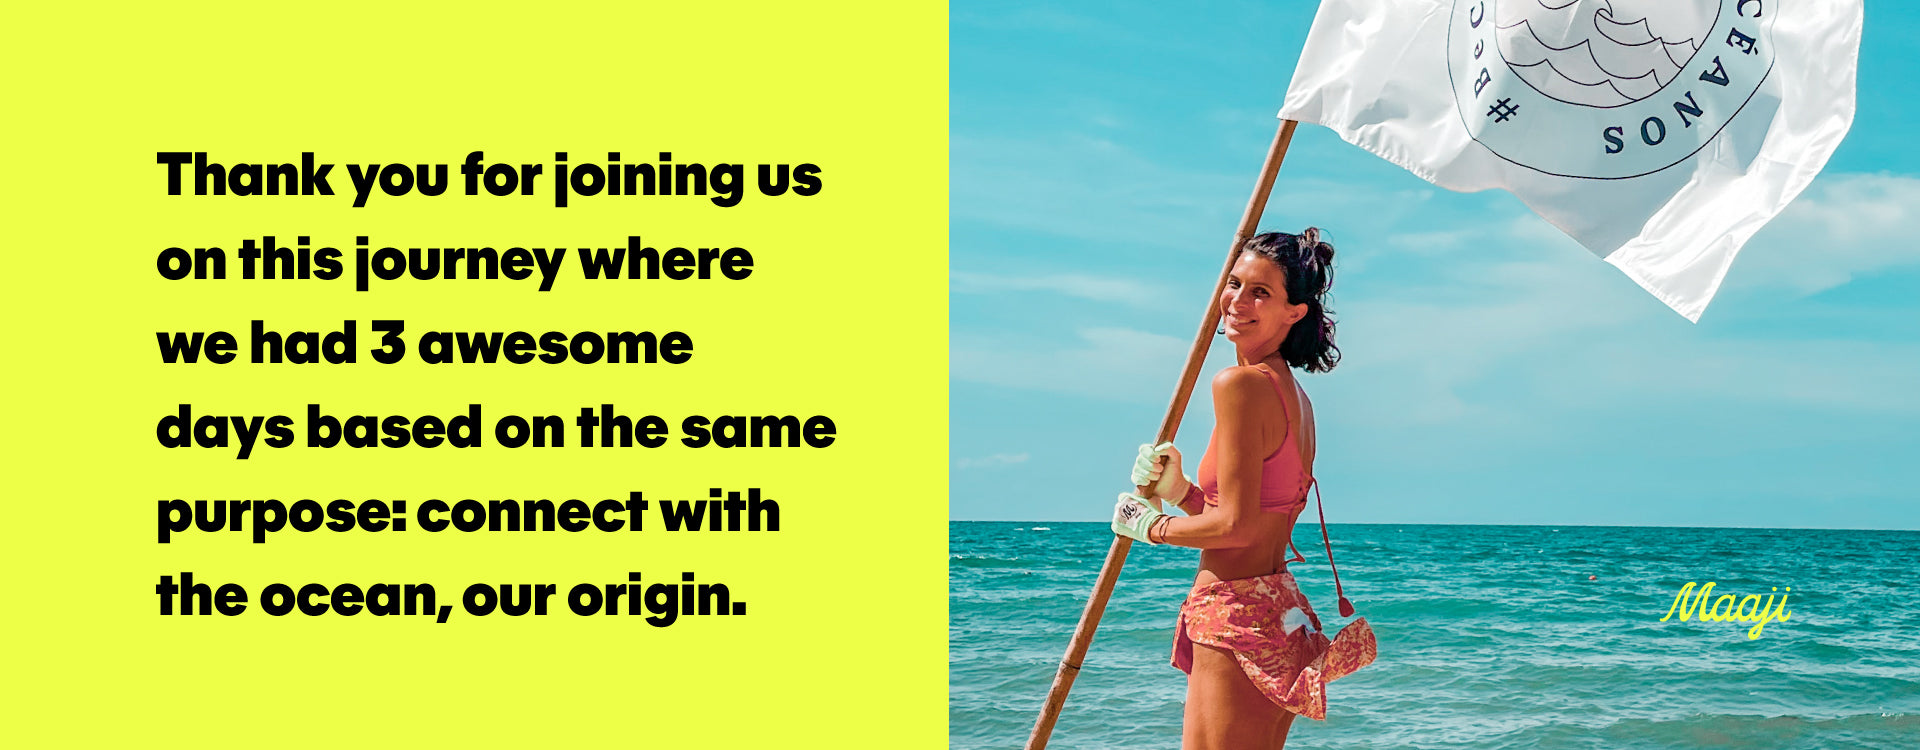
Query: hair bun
1297 227 1333 294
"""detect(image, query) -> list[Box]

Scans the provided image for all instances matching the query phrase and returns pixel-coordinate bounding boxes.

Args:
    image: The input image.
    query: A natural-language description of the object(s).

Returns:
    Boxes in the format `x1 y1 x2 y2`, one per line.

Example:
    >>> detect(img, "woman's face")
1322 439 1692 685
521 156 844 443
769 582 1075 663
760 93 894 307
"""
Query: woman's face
1220 253 1306 353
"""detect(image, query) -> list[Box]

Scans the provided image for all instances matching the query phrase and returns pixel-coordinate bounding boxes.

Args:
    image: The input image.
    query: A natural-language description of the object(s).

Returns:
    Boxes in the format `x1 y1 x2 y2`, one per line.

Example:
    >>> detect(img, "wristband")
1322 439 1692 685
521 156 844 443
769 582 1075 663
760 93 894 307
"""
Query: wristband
1181 482 1205 511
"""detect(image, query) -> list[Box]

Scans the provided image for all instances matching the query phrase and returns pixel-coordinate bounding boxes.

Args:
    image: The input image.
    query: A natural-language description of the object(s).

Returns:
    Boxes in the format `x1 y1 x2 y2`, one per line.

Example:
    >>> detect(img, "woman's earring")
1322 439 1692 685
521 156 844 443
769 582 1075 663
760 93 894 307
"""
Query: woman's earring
1217 323 1226 335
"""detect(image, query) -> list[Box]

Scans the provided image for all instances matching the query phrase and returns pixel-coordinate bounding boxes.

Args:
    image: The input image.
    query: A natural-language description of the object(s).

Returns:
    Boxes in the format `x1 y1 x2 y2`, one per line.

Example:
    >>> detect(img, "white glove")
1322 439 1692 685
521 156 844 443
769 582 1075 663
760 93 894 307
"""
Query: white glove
1131 442 1191 503
1112 492 1166 544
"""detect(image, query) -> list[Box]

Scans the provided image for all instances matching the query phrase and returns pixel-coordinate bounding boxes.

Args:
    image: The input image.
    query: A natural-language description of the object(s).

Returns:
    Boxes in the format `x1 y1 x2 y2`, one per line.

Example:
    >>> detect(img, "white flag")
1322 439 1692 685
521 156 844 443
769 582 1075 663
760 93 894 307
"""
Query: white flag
1279 0 1861 320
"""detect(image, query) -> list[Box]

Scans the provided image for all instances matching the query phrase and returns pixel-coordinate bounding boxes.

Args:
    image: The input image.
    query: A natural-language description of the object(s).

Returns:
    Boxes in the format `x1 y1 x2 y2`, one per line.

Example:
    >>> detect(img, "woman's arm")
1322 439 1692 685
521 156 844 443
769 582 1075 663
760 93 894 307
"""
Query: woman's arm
1153 366 1277 549
1173 483 1206 516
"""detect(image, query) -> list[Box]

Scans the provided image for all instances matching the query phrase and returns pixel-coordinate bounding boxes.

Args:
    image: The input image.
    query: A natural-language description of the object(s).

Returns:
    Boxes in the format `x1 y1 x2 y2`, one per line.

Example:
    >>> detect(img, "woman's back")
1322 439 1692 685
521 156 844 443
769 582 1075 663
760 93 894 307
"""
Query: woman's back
1194 364 1315 585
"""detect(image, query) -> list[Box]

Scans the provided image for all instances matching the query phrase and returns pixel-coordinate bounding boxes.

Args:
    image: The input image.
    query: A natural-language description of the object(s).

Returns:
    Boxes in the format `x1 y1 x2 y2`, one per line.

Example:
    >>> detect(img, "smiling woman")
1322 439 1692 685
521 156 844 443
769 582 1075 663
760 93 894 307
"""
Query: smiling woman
1111 230 1375 749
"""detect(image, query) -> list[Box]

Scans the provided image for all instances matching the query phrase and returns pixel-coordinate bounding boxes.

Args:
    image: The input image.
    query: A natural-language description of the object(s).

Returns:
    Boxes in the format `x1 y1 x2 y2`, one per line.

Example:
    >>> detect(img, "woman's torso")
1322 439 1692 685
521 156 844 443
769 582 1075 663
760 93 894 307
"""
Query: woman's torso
1193 364 1314 585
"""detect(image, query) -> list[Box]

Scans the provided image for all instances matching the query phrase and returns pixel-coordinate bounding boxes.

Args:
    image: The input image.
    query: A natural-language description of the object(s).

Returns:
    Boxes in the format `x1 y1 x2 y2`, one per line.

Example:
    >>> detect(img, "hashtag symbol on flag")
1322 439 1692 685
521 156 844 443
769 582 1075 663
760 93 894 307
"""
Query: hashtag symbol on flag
1487 98 1518 123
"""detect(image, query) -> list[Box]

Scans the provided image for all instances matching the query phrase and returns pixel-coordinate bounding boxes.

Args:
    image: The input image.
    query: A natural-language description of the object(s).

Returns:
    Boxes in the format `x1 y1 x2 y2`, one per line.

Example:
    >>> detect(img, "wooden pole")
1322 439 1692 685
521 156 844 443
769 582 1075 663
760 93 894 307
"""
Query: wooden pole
1023 119 1300 750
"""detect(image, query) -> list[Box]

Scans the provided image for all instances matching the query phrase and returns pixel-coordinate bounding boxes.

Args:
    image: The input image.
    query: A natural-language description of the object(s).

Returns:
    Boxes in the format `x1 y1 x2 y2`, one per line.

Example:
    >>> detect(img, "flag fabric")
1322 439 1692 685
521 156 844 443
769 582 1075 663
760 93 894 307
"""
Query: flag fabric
1278 0 1862 321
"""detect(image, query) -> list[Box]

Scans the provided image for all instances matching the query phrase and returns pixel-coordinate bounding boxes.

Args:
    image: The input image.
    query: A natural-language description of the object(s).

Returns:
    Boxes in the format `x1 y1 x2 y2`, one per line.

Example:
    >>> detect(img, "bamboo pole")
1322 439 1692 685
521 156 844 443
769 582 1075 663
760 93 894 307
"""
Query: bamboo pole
1023 119 1300 750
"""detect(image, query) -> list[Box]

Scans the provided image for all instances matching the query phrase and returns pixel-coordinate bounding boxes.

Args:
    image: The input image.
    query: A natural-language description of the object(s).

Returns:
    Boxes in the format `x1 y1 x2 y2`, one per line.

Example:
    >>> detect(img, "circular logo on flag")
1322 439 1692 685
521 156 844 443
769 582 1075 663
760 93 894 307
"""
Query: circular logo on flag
1446 0 1776 179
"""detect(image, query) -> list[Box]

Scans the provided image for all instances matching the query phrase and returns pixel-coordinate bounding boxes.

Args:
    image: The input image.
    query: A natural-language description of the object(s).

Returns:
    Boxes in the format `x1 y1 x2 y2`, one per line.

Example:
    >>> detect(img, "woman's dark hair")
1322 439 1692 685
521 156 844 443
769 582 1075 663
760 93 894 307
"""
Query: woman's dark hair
1242 229 1340 373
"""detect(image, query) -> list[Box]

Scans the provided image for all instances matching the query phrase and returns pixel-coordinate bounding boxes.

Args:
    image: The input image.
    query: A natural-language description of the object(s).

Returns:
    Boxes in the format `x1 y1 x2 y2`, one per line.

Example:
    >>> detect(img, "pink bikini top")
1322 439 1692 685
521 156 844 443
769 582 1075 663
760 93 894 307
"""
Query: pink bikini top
1195 365 1312 511
1193 365 1356 617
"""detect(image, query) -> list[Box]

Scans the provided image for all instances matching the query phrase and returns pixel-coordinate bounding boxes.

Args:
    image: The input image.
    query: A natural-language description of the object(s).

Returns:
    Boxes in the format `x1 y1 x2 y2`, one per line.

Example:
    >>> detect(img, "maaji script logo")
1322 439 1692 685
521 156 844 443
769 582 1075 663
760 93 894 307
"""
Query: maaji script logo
1447 0 1776 179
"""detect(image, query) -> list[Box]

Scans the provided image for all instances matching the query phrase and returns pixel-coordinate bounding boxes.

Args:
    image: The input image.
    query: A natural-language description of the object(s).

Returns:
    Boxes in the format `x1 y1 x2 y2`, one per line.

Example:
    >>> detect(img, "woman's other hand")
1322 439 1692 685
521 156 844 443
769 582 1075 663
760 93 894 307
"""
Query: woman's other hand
1132 442 1191 502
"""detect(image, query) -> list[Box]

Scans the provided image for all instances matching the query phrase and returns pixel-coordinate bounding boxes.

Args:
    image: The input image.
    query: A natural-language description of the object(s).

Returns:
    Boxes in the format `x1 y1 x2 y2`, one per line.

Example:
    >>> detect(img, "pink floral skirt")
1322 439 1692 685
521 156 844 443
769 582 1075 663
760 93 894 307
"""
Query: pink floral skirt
1171 570 1377 721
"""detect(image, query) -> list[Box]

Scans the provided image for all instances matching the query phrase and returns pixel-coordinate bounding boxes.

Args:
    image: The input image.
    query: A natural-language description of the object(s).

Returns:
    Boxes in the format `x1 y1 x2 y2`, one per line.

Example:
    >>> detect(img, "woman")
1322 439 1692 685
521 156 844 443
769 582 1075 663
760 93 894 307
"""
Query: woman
1111 229 1376 749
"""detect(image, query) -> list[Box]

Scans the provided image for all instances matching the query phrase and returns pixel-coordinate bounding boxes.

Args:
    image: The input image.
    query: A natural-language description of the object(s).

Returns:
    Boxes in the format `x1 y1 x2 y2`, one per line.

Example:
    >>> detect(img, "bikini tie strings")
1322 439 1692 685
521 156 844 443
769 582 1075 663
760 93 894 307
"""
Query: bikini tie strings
1312 479 1356 617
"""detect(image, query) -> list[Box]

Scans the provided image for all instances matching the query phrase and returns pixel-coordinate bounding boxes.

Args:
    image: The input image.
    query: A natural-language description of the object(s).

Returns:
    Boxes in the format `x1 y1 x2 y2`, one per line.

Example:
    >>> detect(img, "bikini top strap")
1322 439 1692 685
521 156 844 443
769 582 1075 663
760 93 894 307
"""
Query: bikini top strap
1256 366 1303 467
1313 478 1357 617
1255 365 1291 424
1291 375 1313 473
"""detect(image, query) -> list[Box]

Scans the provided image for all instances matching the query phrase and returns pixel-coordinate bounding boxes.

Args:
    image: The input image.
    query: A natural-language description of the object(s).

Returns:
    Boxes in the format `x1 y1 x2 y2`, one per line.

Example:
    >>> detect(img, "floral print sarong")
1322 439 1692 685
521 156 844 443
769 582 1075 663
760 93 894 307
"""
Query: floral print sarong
1171 570 1377 721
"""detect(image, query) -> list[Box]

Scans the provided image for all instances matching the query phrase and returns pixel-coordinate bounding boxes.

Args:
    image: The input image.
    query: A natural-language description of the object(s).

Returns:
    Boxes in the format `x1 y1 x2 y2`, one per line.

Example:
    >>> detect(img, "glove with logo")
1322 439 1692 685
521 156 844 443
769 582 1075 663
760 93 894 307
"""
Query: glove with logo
1111 492 1167 545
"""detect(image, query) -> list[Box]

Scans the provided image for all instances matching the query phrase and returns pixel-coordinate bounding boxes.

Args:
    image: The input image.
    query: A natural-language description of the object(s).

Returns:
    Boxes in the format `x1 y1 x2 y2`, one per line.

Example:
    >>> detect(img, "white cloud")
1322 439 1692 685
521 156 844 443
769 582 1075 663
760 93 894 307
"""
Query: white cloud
951 133 1246 247
1584 337 1920 413
955 452 1031 470
951 270 1161 306
1730 173 1920 295
952 326 1189 402
953 7 1132 38
1332 240 1650 426
1382 229 1476 255
953 130 1445 256
1327 177 1920 425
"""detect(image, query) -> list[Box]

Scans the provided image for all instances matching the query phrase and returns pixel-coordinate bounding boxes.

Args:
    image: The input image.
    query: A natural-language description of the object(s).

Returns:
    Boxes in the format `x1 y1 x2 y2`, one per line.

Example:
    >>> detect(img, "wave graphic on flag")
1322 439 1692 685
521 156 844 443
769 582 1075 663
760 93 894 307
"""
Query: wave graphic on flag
1496 0 1712 106
1279 0 1861 321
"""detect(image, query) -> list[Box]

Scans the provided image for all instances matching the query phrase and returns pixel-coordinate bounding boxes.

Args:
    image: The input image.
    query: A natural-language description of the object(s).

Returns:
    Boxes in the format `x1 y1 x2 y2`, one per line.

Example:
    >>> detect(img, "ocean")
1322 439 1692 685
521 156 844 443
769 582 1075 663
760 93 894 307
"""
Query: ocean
950 522 1920 749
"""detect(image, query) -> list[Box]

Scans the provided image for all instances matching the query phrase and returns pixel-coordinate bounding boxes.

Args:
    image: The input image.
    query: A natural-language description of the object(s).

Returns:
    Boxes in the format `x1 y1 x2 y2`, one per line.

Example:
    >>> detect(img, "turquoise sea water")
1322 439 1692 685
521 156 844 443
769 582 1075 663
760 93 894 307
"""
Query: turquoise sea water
950 522 1920 749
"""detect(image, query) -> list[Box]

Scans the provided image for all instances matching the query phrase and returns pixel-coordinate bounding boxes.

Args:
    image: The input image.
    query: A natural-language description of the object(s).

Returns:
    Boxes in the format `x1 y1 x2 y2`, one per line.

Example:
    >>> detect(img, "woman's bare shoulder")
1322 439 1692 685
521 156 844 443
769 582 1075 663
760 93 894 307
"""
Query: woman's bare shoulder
1210 365 1272 400
1212 367 1286 422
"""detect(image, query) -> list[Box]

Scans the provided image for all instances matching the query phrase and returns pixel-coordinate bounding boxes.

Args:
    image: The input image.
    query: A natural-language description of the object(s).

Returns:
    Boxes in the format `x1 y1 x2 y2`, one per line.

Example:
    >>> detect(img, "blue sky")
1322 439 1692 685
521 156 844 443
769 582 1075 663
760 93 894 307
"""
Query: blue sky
950 1 1920 528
